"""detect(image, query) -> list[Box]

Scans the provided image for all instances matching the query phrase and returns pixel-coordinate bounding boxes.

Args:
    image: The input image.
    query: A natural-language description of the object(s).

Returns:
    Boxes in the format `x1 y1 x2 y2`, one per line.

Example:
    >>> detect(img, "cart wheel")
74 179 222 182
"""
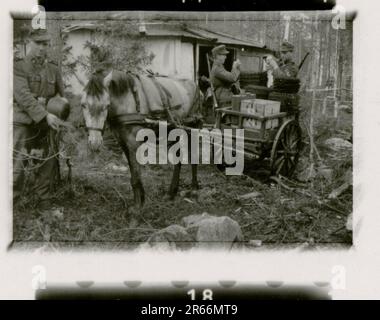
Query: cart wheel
270 119 302 177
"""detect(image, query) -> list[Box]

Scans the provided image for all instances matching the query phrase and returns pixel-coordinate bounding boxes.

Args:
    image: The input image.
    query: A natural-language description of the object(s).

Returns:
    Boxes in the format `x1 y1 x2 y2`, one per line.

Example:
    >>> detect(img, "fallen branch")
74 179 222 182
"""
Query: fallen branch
329 225 346 235
237 191 261 200
317 224 348 242
139 214 154 229
83 172 127 177
100 195 110 203
213 165 228 180
13 148 64 162
242 173 259 186
241 221 256 228
328 182 352 199
302 118 322 162
100 227 158 238
278 174 308 188
319 200 346 215
270 176 315 198
112 186 128 208
271 174 348 216
270 176 294 192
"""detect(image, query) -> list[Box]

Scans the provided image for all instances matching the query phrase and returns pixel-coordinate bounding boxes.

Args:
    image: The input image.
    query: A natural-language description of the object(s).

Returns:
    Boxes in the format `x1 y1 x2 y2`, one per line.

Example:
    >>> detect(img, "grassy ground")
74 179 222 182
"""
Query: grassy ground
12 96 352 249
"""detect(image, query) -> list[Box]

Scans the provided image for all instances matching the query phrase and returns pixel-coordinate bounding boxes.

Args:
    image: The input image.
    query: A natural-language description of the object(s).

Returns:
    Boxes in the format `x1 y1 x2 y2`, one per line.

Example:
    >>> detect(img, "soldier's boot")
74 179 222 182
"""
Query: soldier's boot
13 157 26 205
12 124 31 206
33 155 61 217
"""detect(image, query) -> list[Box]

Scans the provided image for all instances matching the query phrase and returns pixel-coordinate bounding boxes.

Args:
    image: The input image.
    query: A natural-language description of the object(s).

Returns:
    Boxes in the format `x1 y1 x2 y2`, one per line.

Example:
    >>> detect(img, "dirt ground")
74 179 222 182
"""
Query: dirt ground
12 135 352 248
12 94 352 249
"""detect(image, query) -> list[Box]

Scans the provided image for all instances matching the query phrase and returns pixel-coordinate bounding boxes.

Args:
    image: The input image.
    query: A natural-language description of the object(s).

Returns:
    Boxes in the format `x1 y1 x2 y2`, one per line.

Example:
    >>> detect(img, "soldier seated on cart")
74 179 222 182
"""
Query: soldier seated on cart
210 45 241 108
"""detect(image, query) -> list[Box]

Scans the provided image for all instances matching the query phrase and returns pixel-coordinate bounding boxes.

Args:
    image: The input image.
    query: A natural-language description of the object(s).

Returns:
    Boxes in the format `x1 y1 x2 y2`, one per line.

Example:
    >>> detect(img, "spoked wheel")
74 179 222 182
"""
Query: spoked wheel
270 119 302 177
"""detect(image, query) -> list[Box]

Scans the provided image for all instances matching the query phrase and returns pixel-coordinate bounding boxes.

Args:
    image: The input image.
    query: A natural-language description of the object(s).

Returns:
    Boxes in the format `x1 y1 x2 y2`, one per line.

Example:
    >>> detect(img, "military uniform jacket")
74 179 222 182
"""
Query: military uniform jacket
13 56 65 125
273 60 299 79
210 61 240 105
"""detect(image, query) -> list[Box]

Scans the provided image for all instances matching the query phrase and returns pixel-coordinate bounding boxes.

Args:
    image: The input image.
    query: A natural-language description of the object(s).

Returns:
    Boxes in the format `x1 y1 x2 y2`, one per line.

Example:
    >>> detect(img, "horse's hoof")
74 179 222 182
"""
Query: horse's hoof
189 189 199 198
128 217 139 228
191 183 200 190
163 193 176 201
128 205 142 217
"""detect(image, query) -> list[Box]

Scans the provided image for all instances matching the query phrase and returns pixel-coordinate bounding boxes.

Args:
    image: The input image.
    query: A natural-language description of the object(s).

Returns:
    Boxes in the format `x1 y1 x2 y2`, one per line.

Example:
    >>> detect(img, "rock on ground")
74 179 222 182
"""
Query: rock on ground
183 214 244 249
143 213 244 250
325 137 352 150
147 224 194 250
345 213 353 231
182 212 212 227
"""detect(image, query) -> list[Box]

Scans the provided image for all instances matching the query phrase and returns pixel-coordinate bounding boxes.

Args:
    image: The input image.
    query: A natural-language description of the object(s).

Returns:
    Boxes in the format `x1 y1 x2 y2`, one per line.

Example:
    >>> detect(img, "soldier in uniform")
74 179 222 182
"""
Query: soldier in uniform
210 45 241 108
13 28 66 213
267 41 299 79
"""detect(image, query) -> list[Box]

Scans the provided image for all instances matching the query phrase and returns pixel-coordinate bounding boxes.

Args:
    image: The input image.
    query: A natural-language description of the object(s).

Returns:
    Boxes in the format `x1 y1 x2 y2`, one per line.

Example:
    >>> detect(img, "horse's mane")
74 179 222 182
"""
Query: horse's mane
108 71 135 98
83 73 109 116
85 70 135 99
84 73 105 99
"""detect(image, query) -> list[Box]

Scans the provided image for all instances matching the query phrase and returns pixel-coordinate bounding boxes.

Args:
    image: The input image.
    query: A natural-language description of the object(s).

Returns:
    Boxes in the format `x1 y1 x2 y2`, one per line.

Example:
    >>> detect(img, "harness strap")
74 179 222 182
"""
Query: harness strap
108 113 146 127
150 77 169 107
149 76 179 126
134 74 149 113
129 73 141 113
189 85 202 115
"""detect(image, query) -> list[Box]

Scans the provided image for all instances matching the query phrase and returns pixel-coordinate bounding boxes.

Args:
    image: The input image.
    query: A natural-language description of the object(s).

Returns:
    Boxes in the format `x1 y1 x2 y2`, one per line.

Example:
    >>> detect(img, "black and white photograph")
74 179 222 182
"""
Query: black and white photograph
3 0 380 303
10 9 354 249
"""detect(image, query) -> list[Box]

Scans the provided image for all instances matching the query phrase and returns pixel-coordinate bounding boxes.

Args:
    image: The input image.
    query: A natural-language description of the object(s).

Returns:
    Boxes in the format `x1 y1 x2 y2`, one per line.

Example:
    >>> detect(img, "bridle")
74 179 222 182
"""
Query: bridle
83 70 112 136
84 71 142 136
83 103 109 136
85 125 106 136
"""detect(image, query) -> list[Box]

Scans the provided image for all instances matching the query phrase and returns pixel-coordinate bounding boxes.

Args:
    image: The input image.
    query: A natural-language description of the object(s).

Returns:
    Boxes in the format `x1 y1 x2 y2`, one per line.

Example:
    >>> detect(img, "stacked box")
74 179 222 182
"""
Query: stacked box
241 99 257 129
252 99 281 129
232 94 256 111
240 99 254 113
242 99 281 130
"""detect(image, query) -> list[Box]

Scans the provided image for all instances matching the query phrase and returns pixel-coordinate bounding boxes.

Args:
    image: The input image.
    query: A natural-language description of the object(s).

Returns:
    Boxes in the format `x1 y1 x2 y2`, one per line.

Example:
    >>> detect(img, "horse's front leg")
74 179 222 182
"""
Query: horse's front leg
120 125 145 209
168 162 181 199
190 121 202 190
191 164 199 190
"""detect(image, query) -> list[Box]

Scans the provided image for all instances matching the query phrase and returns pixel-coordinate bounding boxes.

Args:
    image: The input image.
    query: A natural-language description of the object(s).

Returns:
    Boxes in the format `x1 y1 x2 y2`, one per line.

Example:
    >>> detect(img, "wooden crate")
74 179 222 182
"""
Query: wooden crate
216 108 288 142
241 99 281 130
231 94 256 111
215 107 297 158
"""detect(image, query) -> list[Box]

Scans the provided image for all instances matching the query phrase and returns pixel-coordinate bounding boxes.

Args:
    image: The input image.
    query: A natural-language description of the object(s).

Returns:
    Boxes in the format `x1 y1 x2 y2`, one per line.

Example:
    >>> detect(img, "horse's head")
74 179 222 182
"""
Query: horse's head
81 71 112 151
82 70 138 151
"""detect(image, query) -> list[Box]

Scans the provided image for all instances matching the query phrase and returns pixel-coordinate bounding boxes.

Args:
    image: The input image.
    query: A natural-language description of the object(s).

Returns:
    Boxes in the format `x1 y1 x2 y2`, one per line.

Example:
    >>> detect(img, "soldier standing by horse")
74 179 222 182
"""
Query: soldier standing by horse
13 28 69 215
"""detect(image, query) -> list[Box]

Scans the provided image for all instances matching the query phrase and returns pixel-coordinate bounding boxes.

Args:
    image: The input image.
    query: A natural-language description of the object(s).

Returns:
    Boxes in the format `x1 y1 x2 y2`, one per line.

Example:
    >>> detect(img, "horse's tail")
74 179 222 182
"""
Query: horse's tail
188 85 203 116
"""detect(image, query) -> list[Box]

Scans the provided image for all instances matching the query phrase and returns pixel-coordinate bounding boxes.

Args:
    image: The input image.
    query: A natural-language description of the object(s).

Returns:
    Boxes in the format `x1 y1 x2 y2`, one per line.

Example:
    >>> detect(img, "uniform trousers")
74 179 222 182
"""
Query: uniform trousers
13 121 59 205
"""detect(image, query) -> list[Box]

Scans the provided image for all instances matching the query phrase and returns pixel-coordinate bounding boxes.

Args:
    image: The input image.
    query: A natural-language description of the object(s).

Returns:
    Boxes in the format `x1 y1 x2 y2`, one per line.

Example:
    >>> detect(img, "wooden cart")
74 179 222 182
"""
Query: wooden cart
213 85 303 177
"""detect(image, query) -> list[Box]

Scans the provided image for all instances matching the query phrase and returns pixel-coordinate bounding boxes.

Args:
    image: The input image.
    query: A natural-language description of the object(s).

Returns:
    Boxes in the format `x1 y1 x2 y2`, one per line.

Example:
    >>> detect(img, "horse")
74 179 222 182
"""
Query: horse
80 69 202 212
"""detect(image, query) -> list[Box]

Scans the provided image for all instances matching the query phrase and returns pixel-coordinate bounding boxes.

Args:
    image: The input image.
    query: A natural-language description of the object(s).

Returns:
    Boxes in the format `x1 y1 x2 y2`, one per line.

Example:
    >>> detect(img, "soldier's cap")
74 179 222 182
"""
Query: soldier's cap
30 29 51 43
212 45 229 57
280 41 294 52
